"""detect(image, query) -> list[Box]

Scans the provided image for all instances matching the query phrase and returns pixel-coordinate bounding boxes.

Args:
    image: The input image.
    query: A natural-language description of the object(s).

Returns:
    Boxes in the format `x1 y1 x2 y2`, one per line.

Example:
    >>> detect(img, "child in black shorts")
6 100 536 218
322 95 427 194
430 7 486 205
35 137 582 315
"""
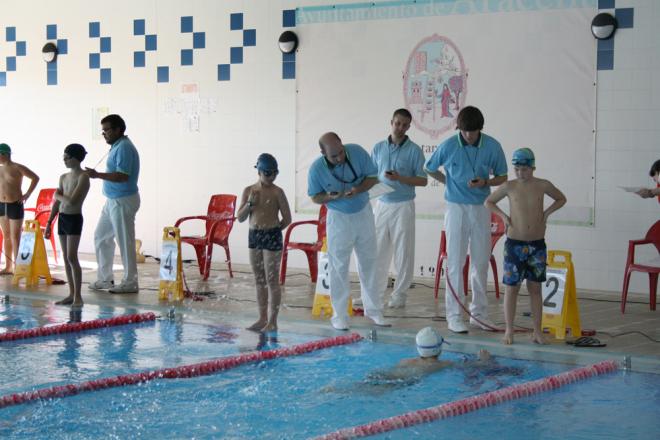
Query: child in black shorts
236 154 292 332
45 144 90 308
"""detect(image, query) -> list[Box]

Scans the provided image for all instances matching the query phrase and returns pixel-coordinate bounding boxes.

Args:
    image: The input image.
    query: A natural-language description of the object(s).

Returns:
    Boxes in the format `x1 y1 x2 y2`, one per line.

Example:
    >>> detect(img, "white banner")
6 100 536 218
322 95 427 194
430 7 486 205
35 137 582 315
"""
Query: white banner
296 0 597 225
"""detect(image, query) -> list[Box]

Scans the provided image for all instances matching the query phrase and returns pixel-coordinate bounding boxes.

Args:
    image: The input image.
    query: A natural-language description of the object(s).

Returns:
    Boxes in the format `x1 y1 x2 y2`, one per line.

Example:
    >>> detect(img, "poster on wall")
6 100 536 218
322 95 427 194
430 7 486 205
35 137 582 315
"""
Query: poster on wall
295 0 597 225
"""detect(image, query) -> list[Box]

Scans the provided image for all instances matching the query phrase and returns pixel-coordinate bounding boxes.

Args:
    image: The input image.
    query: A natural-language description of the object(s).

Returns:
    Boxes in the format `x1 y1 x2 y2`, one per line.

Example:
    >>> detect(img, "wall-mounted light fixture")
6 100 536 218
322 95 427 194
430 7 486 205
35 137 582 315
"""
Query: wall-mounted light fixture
42 42 58 63
278 31 298 54
591 13 617 40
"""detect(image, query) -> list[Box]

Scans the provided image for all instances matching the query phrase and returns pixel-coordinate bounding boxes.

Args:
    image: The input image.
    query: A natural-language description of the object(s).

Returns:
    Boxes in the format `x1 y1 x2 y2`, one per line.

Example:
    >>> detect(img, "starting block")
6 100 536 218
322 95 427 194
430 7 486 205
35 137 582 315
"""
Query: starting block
13 220 52 287
158 227 184 302
542 250 581 340
311 237 353 317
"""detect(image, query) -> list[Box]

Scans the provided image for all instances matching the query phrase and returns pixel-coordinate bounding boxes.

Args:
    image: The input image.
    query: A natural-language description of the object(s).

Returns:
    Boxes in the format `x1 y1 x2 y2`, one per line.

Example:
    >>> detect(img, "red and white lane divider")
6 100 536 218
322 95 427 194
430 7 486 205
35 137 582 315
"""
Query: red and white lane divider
0 312 157 343
313 359 618 440
0 333 362 408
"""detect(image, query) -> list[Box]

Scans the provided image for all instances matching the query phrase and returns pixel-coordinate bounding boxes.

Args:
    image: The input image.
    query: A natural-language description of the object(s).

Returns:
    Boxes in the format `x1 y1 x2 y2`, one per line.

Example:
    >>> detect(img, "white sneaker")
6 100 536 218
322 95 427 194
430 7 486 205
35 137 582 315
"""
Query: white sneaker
109 283 139 294
447 317 469 333
387 296 406 309
331 316 349 331
89 280 114 291
469 316 497 331
366 313 391 327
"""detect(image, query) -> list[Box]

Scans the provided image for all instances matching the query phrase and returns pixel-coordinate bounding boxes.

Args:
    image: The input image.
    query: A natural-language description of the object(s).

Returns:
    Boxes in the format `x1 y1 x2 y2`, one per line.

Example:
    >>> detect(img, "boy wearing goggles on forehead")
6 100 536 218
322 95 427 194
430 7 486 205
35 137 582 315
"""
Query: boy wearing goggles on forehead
237 153 292 332
485 148 566 345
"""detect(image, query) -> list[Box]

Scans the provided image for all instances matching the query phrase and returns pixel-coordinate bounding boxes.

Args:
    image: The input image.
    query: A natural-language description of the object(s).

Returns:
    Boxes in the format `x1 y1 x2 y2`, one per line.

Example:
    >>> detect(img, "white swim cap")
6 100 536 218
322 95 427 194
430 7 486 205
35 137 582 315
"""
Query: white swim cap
416 327 446 358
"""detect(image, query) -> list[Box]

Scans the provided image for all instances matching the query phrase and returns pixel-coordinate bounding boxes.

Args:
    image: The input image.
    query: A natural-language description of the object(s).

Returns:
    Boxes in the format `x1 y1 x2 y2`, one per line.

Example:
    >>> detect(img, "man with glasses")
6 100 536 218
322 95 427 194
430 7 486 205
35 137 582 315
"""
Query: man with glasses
85 114 140 294
308 132 389 331
425 106 507 334
0 143 40 274
371 108 427 309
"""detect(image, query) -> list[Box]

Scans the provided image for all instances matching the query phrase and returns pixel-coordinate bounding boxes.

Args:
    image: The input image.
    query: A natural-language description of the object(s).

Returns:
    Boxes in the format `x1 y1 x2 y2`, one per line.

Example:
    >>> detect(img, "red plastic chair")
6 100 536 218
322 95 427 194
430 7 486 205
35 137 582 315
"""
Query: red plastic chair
433 213 505 299
174 194 236 281
24 188 58 264
279 204 327 285
621 220 660 313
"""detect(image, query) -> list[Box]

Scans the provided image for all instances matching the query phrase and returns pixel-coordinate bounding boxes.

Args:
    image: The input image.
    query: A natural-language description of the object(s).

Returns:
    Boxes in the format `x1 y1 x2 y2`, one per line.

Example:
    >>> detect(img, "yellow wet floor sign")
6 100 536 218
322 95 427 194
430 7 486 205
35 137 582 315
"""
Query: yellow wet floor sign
311 237 352 317
541 250 581 340
13 220 52 287
158 227 184 302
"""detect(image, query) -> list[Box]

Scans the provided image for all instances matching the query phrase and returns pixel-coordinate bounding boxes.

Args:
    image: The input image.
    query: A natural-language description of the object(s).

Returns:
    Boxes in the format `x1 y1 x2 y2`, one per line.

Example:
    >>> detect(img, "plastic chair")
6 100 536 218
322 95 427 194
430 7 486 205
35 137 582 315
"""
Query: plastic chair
621 220 660 313
433 213 505 299
279 204 327 285
174 194 237 281
24 188 58 264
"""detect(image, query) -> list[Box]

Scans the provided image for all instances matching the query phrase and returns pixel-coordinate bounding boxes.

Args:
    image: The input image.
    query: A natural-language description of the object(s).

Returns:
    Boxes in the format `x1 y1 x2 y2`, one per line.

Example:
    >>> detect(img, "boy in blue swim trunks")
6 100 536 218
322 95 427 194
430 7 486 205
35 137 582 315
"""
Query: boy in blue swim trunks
237 153 291 332
485 148 566 345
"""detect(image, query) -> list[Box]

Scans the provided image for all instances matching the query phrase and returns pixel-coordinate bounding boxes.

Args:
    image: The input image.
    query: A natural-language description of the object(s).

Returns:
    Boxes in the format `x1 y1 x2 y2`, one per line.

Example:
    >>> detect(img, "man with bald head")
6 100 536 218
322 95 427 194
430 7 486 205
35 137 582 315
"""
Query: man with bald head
308 132 389 330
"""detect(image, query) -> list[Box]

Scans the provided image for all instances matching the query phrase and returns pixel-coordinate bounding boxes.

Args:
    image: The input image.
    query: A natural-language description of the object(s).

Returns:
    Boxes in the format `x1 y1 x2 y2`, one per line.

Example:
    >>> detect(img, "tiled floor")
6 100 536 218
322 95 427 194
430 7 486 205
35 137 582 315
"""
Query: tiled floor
3 254 659 372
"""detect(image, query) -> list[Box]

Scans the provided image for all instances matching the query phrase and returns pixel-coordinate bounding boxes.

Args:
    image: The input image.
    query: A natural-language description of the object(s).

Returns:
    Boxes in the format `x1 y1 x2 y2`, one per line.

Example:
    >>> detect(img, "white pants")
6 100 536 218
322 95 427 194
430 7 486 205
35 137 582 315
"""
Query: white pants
374 200 415 301
444 202 490 320
94 193 140 286
326 204 381 320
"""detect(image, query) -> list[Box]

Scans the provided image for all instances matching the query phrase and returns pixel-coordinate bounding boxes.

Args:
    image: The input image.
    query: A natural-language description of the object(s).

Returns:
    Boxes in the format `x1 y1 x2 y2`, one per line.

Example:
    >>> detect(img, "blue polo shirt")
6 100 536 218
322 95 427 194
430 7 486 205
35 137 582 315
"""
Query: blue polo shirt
371 136 427 204
103 136 140 199
308 143 378 214
424 132 507 205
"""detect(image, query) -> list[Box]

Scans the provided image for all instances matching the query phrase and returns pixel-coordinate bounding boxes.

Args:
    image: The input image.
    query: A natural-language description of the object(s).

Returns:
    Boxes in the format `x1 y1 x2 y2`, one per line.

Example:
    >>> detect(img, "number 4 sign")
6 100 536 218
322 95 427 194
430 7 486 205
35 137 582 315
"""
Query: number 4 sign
541 250 581 340
158 227 184 301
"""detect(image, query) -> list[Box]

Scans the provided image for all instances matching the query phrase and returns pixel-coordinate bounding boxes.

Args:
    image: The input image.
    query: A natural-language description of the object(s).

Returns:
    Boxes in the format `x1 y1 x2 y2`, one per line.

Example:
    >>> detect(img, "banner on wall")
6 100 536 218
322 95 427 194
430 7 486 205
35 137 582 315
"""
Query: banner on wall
295 0 597 225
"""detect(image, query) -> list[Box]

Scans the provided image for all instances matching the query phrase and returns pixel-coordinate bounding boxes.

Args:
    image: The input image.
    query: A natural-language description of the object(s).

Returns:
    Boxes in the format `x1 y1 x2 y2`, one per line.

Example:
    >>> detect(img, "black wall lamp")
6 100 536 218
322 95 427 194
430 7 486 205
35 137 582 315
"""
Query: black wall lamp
278 31 298 54
42 42 58 63
591 12 617 40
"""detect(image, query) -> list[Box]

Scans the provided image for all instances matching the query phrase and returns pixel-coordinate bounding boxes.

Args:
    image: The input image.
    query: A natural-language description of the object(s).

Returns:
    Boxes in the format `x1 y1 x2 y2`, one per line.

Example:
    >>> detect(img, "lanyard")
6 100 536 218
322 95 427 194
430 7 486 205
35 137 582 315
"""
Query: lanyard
462 145 479 178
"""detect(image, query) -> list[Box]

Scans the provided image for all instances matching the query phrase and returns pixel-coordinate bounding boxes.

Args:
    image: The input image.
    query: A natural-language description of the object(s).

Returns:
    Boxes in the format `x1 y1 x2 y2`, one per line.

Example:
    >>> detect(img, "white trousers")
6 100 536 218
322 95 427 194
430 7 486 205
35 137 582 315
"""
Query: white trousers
326 204 381 320
444 202 490 320
374 200 415 301
94 193 140 286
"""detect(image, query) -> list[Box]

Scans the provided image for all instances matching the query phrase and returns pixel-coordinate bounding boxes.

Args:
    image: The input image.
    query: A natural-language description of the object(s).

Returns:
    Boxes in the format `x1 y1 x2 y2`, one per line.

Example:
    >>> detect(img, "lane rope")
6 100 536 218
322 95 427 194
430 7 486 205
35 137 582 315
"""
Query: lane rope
312 359 618 439
0 312 157 343
0 333 362 408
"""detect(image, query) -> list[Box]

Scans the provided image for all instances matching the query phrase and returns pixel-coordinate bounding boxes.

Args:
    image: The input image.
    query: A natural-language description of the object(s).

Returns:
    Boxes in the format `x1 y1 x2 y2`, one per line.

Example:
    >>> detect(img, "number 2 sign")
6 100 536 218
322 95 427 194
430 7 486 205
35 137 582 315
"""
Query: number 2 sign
542 268 567 315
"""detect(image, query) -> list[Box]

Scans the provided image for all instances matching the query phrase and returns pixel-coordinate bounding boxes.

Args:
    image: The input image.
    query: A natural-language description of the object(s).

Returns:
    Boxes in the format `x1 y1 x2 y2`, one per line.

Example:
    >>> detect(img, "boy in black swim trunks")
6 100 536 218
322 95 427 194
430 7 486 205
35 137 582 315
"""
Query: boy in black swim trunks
237 153 291 332
0 143 40 274
485 148 566 345
45 144 90 308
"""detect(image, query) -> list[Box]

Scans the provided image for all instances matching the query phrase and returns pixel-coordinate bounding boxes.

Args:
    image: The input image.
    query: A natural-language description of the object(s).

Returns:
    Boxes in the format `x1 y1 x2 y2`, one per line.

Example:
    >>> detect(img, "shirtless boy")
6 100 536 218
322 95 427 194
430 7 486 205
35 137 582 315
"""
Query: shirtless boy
45 144 90 307
237 153 291 332
0 143 40 274
485 148 566 345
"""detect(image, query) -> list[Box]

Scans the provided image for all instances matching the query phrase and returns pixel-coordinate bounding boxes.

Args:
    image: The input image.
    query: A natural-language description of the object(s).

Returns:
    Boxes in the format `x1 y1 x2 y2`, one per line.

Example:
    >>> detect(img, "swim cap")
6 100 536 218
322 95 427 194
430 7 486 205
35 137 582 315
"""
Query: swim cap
0 143 11 155
416 327 447 358
64 143 87 162
255 153 278 172
512 148 535 167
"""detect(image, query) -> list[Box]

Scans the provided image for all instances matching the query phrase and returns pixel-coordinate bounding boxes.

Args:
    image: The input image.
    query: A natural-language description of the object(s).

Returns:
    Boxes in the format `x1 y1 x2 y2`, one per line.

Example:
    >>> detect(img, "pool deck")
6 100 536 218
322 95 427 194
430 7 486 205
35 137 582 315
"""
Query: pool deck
2 254 659 373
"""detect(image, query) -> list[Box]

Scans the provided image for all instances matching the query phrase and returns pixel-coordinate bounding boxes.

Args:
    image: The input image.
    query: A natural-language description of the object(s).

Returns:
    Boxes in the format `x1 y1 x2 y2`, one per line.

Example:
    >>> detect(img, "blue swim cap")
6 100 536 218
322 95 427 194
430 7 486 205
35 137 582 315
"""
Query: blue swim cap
255 153 278 172
512 148 535 167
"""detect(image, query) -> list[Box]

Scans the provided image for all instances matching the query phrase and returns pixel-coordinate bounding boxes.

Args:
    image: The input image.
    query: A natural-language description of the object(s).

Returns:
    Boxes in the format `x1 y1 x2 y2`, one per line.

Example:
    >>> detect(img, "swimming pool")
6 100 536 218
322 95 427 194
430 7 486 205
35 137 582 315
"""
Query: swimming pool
0 296 658 439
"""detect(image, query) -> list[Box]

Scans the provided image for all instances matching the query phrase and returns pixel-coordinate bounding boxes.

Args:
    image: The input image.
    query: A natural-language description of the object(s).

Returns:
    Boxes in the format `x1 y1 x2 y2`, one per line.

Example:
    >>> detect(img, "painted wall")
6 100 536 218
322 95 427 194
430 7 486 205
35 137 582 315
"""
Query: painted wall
0 0 657 295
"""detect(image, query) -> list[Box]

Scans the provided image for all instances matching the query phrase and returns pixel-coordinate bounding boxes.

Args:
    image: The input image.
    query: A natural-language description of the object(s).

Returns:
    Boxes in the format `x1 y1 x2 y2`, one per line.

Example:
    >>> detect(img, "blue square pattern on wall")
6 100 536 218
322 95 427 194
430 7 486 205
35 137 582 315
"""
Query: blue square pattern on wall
134 51 146 68
181 49 193 66
89 22 100 38
615 8 634 28
5 27 16 42
47 24 57 40
100 68 111 84
157 66 169 83
134 19 145 36
181 16 193 33
230 13 243 31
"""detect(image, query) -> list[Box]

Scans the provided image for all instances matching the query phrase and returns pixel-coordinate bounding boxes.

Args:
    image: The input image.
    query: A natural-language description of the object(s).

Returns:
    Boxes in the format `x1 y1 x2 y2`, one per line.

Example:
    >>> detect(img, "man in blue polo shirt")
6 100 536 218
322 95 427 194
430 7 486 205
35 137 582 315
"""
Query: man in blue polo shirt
371 108 427 308
425 106 507 333
308 132 389 331
86 114 141 294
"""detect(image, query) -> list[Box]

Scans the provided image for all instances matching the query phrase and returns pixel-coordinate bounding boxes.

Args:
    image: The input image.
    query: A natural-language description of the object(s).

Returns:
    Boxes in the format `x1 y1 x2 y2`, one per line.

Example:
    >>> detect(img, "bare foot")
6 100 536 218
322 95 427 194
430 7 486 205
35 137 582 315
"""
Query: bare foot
0 269 13 276
71 301 84 309
246 319 267 332
502 331 514 345
531 332 547 345
56 296 74 305
261 322 277 332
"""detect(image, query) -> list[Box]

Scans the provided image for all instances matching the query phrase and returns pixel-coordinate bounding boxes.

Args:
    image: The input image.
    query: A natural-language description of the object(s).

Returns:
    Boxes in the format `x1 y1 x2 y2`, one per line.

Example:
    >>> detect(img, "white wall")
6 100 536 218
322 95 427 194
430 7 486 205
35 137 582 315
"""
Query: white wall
0 0 657 294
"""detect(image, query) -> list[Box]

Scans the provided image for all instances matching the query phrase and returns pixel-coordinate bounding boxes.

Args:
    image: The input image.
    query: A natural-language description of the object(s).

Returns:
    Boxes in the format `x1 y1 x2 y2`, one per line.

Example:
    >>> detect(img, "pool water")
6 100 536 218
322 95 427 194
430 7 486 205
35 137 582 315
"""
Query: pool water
1 296 658 439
